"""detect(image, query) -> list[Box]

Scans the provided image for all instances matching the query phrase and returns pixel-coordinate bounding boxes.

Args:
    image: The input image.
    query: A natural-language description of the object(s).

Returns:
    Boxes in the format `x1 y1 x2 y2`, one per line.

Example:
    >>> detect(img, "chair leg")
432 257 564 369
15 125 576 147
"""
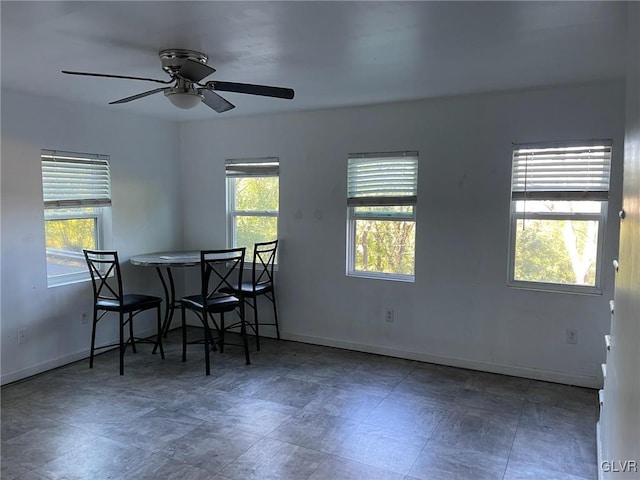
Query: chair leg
253 297 260 351
203 310 212 375
119 313 125 375
219 313 225 353
156 305 165 359
271 289 281 340
239 301 251 365
129 313 137 354
181 306 187 362
89 308 98 368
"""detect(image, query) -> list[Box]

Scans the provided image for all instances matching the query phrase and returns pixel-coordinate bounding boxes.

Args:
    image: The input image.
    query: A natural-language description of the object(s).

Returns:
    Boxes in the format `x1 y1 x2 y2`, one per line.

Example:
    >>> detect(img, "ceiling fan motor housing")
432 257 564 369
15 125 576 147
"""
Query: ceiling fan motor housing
159 49 208 76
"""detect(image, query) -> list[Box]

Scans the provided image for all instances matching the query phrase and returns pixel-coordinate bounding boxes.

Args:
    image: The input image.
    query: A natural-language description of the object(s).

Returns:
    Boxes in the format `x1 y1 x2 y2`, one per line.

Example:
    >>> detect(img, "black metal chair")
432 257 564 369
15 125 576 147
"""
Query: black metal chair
83 249 164 375
180 248 250 375
221 240 280 351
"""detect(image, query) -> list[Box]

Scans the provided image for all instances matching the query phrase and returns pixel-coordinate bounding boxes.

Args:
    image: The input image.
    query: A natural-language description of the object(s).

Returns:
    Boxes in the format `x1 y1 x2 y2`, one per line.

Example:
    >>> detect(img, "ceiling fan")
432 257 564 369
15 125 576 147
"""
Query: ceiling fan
62 49 295 112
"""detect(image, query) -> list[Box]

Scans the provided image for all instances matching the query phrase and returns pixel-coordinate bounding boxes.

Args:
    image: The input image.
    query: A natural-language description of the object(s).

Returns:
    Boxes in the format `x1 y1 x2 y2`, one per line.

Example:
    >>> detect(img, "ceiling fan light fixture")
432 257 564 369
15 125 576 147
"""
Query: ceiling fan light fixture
164 90 203 109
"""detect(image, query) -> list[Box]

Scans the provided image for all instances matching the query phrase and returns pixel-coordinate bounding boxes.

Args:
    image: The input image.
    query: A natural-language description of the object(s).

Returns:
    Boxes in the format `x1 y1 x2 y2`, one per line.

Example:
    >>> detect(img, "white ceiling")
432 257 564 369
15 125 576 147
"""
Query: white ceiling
0 1 629 121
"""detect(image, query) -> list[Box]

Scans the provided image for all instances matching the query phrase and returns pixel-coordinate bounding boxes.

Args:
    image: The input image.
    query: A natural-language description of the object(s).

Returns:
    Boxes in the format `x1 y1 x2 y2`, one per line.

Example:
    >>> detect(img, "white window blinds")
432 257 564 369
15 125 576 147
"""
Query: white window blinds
225 157 279 177
347 151 418 206
42 150 111 208
511 143 612 200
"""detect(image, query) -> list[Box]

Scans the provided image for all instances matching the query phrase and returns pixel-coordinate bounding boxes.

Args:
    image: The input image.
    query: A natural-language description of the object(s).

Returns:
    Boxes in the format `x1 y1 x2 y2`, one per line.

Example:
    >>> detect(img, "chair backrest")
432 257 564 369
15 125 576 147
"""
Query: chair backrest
200 248 246 300
252 240 278 289
83 249 124 303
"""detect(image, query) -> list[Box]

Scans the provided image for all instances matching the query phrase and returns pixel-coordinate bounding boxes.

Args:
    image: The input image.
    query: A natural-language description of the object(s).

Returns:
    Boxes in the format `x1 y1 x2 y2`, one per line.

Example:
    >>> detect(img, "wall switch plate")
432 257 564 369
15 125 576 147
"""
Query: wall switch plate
566 328 578 344
18 329 28 344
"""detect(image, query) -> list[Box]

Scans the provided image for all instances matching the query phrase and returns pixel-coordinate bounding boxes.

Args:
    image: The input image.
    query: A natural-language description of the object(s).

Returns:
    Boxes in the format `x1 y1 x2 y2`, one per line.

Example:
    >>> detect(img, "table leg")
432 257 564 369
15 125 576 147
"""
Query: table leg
152 266 176 354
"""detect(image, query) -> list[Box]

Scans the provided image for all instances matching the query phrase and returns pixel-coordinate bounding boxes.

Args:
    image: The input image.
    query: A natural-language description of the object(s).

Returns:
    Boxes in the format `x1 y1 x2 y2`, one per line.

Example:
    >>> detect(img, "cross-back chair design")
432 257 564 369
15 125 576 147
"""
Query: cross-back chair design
84 249 164 375
180 247 250 375
221 240 280 351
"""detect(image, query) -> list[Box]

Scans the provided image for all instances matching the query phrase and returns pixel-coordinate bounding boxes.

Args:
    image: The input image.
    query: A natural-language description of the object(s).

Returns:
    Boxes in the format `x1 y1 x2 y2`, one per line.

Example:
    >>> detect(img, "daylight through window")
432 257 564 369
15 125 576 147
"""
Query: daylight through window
226 158 279 260
346 151 418 281
42 150 112 286
508 142 612 293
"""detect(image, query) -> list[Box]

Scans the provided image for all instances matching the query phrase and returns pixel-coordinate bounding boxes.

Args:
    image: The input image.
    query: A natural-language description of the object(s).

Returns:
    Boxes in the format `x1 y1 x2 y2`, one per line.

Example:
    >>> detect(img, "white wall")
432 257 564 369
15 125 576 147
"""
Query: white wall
1 91 182 384
601 3 640 478
180 80 625 388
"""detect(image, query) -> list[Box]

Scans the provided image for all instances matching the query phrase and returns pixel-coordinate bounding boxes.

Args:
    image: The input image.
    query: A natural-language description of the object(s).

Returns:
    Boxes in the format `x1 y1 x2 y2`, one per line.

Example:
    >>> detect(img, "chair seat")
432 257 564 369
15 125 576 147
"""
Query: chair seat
96 294 162 312
181 293 240 313
220 282 273 297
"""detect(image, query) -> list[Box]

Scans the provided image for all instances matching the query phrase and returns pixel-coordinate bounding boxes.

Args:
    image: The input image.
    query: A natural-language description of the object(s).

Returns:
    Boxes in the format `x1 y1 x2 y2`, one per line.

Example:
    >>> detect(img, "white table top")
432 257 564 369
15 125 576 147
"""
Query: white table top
130 251 201 267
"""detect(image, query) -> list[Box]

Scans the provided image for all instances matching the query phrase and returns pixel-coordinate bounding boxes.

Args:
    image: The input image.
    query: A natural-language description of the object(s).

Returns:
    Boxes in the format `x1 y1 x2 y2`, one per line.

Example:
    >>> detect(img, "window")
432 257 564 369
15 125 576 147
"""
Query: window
42 150 112 287
508 141 612 293
226 158 279 260
346 151 418 281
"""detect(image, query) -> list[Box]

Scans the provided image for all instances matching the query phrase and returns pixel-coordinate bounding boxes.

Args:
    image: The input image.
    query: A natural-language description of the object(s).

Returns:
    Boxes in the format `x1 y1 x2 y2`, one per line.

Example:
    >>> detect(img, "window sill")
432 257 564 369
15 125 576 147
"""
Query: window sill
507 280 602 296
47 275 91 288
347 270 414 283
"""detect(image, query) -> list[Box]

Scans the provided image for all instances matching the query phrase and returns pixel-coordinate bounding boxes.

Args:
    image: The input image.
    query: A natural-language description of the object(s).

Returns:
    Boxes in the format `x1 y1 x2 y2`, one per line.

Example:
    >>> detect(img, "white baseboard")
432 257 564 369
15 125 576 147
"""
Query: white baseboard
282 332 601 388
3 328 600 389
597 421 604 480
1 328 158 386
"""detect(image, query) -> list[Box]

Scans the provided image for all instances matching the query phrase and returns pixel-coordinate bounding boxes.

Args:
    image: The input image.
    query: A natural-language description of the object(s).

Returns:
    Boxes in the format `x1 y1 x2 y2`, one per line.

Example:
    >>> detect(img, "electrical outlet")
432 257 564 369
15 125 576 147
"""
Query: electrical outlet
81 313 89 325
566 328 578 344
18 329 28 344
385 308 395 323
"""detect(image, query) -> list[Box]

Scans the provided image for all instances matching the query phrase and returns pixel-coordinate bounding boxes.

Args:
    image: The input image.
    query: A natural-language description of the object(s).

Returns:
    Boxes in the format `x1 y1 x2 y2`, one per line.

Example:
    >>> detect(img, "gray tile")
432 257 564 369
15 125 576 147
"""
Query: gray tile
220 437 327 480
286 357 355 385
503 460 593 480
526 381 598 413
354 355 418 378
392 378 462 408
429 410 517 458
510 427 597 479
330 423 429 475
1 412 60 442
519 400 596 439
34 436 154 480
408 363 473 386
309 455 405 480
201 403 294 436
248 375 327 408
0 457 33 480
96 409 203 453
330 370 405 396
463 371 530 400
163 422 262 472
300 386 385 421
127 455 225 480
269 411 360 452
363 394 445 437
408 443 509 480
2 423 98 470
454 388 524 419
1 332 599 480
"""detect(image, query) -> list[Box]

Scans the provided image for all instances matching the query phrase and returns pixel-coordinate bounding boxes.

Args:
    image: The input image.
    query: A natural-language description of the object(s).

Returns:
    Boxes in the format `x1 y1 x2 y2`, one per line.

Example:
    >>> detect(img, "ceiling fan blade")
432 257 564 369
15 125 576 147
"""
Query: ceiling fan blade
209 81 295 99
201 89 235 113
62 70 173 84
177 59 216 82
109 87 168 104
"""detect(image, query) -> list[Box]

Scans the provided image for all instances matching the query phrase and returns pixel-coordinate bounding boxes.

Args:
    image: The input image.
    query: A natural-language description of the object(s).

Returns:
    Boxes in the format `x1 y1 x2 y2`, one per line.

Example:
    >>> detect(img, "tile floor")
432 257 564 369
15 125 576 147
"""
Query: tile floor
1 328 598 480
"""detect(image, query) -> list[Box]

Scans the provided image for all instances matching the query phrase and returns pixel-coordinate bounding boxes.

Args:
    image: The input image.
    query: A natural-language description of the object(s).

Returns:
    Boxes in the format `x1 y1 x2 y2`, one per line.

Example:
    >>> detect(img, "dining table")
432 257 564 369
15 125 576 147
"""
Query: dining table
130 251 201 350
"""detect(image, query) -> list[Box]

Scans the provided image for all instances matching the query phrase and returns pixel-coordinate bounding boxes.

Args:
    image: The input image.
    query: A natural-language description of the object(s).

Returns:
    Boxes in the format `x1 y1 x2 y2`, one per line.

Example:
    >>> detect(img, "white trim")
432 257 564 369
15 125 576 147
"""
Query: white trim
0 327 157 385
282 332 602 388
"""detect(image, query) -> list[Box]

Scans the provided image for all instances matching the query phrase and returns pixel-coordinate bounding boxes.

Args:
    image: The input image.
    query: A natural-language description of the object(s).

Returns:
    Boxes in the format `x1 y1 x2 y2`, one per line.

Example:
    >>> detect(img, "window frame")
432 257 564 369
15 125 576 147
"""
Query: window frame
41 150 112 287
225 157 279 262
507 141 611 294
346 151 418 282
